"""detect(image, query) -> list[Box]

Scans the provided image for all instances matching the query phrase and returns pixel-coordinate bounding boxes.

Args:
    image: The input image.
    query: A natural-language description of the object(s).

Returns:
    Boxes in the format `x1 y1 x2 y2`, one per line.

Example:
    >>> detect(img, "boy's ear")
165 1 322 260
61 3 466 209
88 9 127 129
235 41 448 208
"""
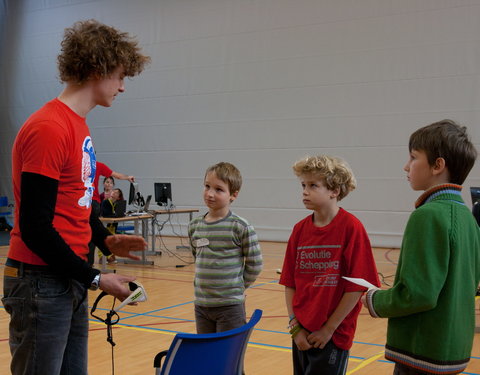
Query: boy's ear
230 190 239 203
432 157 446 175
330 187 340 199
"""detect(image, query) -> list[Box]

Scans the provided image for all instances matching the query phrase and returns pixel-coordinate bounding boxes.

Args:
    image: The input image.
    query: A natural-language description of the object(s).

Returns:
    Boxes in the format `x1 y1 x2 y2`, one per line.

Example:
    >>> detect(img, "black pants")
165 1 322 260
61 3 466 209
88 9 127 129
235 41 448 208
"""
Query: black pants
87 200 101 266
292 340 348 375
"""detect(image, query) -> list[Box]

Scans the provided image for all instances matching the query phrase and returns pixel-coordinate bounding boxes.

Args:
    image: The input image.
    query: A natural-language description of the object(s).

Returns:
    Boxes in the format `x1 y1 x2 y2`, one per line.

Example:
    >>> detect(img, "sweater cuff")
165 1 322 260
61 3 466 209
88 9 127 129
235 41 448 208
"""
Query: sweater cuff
365 288 380 318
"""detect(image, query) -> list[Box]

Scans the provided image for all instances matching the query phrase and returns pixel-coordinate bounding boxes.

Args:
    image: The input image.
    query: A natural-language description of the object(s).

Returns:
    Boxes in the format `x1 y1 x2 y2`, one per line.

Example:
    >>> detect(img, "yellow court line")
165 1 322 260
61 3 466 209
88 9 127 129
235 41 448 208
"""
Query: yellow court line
247 343 291 353
347 352 384 374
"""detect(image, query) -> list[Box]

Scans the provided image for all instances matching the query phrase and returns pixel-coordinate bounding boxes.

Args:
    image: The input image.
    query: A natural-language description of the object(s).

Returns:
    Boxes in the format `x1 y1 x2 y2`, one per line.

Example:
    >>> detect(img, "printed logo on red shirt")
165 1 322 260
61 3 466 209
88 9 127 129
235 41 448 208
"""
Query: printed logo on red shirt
78 136 96 208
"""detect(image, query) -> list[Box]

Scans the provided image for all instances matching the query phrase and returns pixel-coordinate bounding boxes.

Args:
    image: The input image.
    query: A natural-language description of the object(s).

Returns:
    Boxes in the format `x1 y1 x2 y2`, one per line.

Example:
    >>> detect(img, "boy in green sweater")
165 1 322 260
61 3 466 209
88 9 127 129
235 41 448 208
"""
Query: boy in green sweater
363 120 479 375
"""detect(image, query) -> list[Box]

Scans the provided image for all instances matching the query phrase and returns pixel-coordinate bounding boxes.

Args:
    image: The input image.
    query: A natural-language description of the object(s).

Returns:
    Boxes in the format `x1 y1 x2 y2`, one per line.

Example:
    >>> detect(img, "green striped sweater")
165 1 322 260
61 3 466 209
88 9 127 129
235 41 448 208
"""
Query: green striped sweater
188 211 263 307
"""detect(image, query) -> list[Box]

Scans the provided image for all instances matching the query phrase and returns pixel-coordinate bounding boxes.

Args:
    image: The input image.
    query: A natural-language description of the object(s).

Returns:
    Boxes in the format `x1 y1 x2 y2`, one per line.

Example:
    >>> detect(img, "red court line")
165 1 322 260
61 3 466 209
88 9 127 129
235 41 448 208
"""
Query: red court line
384 249 398 266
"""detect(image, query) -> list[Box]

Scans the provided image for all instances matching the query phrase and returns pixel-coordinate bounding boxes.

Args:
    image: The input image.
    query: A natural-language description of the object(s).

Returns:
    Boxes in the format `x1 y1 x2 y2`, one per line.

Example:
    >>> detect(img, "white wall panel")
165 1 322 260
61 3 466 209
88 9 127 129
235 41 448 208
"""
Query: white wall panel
1 0 480 247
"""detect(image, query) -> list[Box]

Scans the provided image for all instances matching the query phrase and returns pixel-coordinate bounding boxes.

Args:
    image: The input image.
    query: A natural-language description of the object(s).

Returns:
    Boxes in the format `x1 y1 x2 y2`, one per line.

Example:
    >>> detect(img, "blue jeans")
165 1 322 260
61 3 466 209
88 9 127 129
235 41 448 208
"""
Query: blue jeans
2 259 89 375
194 303 246 334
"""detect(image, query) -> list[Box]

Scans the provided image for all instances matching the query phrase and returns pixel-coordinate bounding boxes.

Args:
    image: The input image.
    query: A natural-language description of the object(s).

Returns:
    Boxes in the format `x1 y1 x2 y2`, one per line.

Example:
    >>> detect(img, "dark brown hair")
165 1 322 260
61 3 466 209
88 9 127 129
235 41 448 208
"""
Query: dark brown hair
409 119 477 184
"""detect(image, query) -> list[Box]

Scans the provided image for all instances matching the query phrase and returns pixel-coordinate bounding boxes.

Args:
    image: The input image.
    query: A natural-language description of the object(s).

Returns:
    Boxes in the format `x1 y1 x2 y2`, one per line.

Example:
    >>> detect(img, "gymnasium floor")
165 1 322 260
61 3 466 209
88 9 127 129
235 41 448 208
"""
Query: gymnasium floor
0 237 479 375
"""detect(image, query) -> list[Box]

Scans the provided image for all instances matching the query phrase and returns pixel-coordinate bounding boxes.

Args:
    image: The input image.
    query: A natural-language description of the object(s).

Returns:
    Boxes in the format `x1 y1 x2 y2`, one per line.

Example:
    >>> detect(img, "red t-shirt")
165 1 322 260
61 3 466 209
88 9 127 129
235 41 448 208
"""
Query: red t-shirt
9 99 95 264
93 161 113 203
279 208 380 350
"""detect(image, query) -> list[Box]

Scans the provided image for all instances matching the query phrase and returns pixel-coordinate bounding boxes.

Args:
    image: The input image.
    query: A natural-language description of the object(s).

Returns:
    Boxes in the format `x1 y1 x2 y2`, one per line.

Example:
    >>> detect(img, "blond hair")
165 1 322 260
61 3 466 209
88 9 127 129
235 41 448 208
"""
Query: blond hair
293 155 356 201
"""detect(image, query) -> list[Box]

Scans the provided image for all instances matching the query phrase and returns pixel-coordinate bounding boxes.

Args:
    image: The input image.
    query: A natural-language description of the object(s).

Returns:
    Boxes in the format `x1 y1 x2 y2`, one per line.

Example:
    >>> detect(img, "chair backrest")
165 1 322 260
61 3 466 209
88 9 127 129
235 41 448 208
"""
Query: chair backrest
157 309 262 375
0 196 8 207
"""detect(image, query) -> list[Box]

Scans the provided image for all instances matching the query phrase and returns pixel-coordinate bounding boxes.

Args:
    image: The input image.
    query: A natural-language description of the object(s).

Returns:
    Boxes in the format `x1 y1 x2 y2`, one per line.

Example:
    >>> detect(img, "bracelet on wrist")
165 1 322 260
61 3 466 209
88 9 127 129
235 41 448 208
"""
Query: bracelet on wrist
289 324 302 339
287 321 298 330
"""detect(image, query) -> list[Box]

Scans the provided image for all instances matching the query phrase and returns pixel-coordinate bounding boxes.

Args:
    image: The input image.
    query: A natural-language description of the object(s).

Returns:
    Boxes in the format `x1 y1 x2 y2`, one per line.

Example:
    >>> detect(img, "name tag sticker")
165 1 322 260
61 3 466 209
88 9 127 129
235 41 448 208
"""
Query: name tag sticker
194 238 209 247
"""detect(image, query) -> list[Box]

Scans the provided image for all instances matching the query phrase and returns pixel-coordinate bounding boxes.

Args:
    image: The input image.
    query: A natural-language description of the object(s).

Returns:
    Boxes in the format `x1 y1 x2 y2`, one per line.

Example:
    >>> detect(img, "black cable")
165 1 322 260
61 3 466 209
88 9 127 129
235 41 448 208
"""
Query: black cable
90 293 120 375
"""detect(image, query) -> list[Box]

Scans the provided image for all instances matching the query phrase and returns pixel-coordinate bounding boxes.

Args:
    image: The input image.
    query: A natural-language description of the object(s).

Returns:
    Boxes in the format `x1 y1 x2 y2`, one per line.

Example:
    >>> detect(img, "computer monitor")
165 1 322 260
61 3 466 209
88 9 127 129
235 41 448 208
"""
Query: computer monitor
154 182 172 207
471 186 480 206
128 182 139 205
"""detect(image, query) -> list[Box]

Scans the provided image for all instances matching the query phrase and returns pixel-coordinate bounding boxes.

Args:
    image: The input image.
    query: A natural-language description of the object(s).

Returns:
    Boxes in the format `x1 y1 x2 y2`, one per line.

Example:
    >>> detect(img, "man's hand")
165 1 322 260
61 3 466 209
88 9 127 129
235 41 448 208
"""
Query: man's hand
105 234 147 260
99 273 136 300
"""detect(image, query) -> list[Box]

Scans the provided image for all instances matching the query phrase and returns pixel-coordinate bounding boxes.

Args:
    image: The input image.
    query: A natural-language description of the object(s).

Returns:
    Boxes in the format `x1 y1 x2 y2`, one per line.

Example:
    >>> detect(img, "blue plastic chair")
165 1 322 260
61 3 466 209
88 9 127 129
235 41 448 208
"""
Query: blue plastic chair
0 196 13 230
153 309 262 375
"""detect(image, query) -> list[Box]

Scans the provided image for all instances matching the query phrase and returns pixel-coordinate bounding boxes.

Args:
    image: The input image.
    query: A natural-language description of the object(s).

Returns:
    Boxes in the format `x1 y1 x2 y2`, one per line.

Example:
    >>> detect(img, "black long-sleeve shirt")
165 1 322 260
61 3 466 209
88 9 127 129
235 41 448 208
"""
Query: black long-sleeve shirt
19 172 111 286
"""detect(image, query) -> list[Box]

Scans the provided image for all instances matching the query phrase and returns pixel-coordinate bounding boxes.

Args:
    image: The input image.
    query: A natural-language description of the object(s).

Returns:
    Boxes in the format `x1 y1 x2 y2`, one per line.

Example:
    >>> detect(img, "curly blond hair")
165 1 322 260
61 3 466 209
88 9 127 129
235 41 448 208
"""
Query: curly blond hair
57 19 150 83
292 155 356 201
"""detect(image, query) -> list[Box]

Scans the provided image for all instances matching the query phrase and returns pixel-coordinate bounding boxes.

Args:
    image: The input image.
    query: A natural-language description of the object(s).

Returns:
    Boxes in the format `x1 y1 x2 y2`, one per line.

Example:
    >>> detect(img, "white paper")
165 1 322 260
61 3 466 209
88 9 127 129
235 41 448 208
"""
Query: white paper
342 276 378 290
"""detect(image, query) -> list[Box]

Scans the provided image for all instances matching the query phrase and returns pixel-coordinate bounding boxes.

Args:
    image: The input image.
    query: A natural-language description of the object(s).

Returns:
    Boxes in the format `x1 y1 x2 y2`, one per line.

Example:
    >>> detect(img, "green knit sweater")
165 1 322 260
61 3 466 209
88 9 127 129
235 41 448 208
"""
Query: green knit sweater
367 184 480 374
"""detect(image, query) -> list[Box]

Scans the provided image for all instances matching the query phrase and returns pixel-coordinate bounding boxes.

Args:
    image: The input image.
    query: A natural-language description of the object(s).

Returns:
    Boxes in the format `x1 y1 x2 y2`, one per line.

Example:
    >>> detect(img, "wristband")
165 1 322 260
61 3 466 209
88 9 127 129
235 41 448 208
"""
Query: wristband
289 324 302 339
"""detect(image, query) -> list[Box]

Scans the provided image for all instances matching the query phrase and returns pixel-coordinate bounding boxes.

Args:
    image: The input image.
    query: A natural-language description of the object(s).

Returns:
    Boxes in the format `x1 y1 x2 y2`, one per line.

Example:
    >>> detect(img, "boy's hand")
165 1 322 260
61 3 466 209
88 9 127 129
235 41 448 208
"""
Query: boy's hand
294 329 313 351
307 326 334 349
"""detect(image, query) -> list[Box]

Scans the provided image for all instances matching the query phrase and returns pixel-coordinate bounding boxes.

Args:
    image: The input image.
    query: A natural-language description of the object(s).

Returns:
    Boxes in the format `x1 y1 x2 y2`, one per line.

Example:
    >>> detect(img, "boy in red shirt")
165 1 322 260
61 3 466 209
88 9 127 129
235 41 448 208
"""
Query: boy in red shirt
280 155 379 375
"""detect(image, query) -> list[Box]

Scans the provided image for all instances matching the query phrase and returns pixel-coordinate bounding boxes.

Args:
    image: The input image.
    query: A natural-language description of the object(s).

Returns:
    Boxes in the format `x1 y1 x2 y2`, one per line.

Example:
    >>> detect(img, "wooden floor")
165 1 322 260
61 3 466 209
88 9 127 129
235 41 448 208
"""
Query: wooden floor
0 237 479 375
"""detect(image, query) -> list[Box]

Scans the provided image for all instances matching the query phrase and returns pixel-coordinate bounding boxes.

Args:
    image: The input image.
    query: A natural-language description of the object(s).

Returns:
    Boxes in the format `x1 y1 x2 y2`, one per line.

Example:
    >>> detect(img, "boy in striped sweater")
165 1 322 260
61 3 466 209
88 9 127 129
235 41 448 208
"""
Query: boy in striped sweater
189 162 263 334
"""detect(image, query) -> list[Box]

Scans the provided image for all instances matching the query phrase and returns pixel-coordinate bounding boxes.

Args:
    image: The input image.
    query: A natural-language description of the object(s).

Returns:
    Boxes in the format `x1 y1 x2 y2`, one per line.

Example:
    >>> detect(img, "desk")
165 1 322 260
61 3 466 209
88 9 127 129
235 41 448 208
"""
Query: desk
150 208 199 254
100 213 154 265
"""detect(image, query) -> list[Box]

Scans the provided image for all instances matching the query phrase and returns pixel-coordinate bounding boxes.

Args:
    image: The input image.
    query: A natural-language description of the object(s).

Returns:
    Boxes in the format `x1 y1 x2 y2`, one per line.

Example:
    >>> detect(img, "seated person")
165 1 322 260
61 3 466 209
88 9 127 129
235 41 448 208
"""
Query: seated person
99 188 125 263
100 176 115 201
101 188 124 220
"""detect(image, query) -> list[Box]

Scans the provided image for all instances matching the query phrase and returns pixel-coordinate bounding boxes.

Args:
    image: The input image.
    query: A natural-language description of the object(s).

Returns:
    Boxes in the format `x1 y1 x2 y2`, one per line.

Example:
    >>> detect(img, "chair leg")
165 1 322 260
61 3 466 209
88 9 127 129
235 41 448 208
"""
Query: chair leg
153 350 168 373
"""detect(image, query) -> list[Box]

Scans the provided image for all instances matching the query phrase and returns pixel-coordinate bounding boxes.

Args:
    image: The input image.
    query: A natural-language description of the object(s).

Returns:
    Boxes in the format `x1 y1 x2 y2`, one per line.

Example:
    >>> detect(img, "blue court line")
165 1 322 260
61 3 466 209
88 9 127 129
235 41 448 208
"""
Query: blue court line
114 300 194 321
90 306 196 323
250 279 280 288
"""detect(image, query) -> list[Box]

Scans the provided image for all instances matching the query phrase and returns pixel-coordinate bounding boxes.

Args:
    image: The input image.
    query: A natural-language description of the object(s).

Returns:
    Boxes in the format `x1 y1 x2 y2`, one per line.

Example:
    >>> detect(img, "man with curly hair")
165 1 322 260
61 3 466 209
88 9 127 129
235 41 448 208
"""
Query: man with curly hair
2 20 150 375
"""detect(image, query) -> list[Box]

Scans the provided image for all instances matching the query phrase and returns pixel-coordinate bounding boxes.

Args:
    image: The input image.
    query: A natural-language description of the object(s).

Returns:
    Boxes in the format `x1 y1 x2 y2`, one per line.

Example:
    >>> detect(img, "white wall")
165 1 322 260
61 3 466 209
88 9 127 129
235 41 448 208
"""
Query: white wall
1 0 479 247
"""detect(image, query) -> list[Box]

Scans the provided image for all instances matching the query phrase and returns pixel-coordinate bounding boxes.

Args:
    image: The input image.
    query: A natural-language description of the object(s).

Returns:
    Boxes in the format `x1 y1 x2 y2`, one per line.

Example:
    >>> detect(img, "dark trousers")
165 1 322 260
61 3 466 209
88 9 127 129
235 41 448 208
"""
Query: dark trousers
194 303 246 334
87 200 101 266
2 259 88 375
292 339 349 375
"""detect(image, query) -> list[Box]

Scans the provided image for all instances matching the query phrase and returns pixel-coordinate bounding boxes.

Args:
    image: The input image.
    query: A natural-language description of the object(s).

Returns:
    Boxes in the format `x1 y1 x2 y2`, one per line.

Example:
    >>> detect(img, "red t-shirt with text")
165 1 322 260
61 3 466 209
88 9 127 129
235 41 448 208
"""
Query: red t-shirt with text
279 208 380 350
